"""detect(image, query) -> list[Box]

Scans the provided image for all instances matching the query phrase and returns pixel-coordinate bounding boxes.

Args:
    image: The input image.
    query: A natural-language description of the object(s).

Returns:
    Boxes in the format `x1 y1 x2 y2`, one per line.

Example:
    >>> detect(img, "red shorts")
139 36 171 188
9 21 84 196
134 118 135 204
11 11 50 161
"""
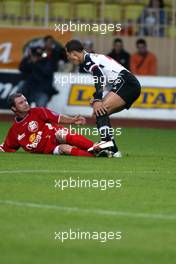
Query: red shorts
42 125 68 154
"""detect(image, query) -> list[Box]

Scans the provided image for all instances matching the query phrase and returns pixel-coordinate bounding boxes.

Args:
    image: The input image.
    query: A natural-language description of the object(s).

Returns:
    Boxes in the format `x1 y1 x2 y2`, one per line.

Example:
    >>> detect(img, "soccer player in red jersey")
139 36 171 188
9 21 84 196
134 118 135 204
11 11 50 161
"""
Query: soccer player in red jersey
0 93 95 157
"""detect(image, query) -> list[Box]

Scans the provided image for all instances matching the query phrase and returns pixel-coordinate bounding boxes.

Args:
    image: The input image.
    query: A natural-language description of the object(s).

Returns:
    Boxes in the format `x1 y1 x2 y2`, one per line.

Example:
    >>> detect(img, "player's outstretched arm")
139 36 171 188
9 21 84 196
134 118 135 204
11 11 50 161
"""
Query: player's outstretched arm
0 143 19 153
0 144 5 152
59 114 86 125
40 108 86 126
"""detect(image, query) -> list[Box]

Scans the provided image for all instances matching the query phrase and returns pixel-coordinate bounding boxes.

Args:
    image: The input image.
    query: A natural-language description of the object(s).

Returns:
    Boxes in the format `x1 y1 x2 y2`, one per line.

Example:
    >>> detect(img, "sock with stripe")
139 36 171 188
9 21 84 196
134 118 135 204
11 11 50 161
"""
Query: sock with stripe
96 113 118 152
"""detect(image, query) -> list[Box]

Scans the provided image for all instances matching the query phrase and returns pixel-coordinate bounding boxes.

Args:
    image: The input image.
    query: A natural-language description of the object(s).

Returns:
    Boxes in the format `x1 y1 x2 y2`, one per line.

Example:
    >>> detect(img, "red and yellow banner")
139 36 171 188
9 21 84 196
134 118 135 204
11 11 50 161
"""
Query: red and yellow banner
68 84 176 109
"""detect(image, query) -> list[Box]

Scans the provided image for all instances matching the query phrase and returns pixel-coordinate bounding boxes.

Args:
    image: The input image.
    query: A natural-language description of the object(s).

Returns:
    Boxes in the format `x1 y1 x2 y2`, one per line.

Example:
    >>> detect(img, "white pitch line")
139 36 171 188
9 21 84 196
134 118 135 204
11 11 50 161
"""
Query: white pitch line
0 169 173 174
0 200 176 221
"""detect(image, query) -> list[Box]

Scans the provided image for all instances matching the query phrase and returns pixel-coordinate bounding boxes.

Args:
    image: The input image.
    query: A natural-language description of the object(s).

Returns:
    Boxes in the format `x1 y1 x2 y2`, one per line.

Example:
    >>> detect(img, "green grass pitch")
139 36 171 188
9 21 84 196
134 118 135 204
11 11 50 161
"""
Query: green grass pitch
0 121 176 264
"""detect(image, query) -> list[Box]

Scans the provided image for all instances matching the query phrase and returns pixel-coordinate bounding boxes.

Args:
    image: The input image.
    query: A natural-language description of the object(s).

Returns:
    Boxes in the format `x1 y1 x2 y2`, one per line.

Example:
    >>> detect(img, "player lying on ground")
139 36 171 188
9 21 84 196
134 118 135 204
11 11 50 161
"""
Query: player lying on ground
65 40 141 157
0 93 104 157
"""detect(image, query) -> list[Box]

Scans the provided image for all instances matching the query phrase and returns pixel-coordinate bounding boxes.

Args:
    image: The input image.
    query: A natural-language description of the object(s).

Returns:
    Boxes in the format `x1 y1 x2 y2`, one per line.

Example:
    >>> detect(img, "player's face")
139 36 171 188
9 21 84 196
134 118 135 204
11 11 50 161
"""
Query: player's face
13 96 30 113
66 51 84 65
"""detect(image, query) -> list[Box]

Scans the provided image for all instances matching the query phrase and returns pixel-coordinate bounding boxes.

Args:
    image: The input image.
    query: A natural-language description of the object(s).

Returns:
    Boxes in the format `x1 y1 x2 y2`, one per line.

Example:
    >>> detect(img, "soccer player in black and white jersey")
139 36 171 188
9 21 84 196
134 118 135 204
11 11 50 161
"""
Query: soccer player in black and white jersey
65 40 141 157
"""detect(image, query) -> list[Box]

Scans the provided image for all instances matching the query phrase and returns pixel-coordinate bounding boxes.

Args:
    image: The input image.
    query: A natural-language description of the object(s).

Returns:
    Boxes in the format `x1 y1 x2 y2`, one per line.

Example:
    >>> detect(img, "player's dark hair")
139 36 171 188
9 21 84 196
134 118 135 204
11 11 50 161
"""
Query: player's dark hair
136 38 147 46
65 40 84 52
7 93 23 108
114 38 123 44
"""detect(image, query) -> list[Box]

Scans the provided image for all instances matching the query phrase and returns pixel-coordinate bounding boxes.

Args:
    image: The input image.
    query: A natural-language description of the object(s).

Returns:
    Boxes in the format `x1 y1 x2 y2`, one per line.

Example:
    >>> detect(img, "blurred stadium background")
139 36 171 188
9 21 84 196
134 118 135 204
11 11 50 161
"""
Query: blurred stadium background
0 0 176 128
0 0 176 74
0 2 176 264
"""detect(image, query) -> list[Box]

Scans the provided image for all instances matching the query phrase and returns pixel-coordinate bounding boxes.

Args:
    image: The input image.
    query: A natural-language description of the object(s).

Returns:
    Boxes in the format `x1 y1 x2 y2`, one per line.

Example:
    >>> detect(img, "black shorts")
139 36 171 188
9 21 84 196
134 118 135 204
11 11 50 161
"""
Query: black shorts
110 70 141 109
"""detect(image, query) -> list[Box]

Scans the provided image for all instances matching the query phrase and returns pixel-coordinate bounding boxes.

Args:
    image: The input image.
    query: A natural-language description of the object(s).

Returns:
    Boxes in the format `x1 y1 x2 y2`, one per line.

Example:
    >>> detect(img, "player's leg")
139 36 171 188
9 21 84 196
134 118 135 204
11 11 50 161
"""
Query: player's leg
54 144 94 157
104 92 126 154
55 129 94 150
93 93 126 154
54 139 109 157
89 70 141 156
103 70 141 114
87 93 124 154
66 134 93 150
102 92 126 114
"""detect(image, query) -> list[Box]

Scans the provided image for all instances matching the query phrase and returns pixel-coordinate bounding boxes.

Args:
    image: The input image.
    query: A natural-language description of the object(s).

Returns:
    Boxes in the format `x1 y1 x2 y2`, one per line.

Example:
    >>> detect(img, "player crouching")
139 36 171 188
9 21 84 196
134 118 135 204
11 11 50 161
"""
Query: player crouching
65 40 142 157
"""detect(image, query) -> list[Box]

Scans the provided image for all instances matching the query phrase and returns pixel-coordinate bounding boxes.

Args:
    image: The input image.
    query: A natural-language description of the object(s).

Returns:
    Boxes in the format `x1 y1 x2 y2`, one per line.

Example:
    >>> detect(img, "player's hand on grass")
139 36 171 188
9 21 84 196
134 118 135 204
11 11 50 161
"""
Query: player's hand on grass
93 101 107 116
0 144 4 152
73 115 86 125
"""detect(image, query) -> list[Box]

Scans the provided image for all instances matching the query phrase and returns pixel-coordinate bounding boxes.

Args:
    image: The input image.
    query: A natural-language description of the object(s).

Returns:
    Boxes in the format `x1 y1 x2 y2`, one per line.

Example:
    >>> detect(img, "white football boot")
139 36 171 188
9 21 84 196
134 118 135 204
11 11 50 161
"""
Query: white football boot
113 151 122 158
88 141 114 152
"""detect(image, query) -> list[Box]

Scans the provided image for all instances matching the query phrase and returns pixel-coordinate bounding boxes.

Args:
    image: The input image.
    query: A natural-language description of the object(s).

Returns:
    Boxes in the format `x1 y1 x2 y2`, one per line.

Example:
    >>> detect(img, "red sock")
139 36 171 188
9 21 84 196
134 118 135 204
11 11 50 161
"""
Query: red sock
70 147 94 157
66 134 93 150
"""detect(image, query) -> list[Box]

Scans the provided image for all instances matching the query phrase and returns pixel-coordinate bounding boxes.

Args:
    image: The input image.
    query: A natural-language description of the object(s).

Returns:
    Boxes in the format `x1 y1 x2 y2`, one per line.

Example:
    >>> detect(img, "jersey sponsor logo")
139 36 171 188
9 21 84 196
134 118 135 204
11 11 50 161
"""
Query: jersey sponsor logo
28 121 38 132
26 131 42 150
17 133 25 141
29 133 36 143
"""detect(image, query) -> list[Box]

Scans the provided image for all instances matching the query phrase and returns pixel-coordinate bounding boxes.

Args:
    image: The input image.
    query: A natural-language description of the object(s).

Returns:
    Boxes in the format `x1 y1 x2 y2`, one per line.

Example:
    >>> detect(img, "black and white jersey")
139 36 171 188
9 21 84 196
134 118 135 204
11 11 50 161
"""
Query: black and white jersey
82 52 128 99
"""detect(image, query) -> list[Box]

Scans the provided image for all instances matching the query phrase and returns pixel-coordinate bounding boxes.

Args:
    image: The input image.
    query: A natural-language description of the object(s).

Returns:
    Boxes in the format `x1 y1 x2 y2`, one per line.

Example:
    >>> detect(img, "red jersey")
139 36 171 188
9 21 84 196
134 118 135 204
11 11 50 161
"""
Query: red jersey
0 107 62 154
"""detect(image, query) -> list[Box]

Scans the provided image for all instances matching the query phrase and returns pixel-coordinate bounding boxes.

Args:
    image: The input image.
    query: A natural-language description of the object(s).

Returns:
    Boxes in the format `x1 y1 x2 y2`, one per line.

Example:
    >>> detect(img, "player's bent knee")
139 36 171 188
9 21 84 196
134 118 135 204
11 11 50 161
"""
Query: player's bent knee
55 129 68 143
53 144 72 155
103 92 126 114
59 144 72 155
